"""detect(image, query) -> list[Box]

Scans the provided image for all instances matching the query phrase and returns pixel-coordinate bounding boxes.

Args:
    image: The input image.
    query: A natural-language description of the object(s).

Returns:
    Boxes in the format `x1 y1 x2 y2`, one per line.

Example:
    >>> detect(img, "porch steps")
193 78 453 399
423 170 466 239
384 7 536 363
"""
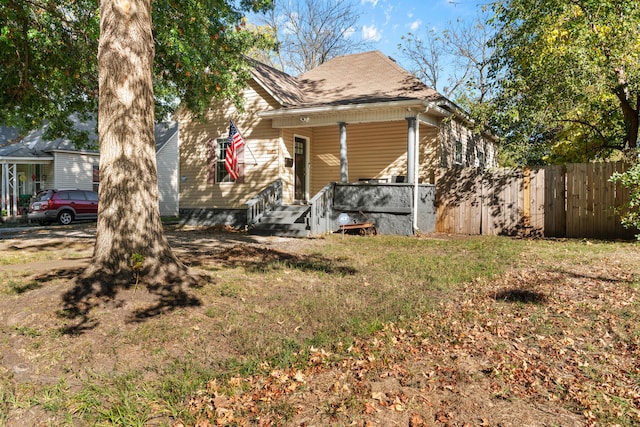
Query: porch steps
248 205 311 237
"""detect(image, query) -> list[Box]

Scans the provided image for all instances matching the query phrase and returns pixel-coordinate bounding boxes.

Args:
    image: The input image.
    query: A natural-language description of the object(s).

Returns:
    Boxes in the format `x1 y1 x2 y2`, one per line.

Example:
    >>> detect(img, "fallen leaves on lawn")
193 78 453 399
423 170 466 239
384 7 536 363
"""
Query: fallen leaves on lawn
183 259 640 426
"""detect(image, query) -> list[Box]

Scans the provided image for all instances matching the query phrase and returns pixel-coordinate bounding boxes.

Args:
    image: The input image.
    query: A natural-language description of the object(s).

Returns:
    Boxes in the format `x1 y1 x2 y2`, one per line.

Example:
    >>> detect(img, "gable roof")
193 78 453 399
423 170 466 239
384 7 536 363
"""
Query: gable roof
250 61 306 107
297 51 442 107
0 121 178 162
251 51 444 110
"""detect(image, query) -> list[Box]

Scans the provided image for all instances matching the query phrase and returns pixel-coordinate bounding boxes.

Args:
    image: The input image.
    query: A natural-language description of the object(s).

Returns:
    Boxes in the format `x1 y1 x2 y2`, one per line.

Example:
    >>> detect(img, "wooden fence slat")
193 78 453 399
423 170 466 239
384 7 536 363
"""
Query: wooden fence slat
435 162 632 239
529 167 545 235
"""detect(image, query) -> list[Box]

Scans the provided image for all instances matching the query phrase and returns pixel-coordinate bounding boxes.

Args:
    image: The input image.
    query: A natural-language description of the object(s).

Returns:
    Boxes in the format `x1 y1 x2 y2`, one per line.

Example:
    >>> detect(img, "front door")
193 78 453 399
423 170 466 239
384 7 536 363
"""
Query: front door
294 137 307 203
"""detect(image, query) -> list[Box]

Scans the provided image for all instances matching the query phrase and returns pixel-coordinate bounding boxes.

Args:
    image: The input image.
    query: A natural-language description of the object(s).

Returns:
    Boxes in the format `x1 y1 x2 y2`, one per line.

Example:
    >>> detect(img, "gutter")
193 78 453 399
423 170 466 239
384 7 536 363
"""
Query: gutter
259 99 451 119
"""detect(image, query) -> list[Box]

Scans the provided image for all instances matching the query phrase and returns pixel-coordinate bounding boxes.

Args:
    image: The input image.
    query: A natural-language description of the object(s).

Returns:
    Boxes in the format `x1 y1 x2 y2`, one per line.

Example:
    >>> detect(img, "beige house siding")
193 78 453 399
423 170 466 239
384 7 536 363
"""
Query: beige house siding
417 125 440 184
439 119 497 169
309 121 440 195
178 81 282 209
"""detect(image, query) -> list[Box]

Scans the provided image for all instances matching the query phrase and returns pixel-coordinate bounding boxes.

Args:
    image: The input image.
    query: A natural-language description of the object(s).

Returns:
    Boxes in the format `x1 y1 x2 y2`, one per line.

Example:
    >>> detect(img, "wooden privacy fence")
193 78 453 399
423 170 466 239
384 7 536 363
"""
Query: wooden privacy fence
435 162 636 239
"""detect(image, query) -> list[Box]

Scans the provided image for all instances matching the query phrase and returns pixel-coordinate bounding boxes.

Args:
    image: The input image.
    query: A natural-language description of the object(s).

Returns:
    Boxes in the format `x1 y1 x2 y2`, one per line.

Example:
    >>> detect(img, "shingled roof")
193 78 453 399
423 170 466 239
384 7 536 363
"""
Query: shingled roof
250 61 306 107
297 51 442 106
0 120 178 161
251 51 444 110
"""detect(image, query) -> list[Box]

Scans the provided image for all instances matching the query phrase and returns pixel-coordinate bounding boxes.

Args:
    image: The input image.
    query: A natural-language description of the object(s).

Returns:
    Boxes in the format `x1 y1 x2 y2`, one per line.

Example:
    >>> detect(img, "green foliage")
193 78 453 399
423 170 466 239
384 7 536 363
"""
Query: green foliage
610 154 640 238
0 0 275 136
490 0 640 165
131 253 145 287
0 0 99 137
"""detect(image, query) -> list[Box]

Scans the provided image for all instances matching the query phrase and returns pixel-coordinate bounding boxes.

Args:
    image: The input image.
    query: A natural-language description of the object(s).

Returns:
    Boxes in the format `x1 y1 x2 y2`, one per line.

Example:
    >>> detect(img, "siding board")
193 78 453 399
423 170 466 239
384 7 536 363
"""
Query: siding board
178 83 282 209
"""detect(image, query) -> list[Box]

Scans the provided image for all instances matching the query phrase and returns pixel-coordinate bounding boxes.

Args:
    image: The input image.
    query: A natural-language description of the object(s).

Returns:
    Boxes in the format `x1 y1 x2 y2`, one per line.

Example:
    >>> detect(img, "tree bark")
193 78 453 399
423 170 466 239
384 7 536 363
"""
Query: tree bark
613 68 639 150
83 0 189 287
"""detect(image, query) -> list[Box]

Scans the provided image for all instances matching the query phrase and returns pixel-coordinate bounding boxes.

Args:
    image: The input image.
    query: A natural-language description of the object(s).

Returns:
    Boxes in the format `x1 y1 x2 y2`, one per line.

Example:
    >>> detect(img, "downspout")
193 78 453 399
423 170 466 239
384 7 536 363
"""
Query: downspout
406 118 415 183
413 115 421 234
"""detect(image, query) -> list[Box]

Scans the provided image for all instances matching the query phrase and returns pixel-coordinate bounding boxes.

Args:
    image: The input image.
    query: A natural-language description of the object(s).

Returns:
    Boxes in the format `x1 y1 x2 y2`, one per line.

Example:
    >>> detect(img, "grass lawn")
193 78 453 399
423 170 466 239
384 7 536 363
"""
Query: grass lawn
0 229 638 426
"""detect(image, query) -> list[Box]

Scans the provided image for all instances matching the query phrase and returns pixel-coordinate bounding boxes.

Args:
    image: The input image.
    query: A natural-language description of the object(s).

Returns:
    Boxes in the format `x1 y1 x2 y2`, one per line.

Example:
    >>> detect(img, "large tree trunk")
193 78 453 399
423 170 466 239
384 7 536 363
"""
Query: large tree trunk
83 0 188 286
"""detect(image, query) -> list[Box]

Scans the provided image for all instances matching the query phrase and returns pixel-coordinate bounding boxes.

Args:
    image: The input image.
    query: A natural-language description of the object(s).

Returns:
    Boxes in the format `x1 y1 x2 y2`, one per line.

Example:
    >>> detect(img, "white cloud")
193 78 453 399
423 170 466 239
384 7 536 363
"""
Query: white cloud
383 4 394 25
409 19 422 31
344 26 356 39
362 24 382 42
361 0 379 6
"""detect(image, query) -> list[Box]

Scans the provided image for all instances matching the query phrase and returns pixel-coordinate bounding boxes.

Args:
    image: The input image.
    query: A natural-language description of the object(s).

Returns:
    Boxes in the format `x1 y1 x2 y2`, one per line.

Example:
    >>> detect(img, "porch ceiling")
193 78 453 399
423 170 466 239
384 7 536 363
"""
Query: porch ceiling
259 99 449 129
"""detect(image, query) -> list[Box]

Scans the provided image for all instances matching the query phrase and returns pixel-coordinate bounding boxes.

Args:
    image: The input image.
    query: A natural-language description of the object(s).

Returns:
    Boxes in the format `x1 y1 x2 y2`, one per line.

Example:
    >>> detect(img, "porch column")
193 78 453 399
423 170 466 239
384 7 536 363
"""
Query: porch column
406 117 416 184
10 163 18 216
339 122 348 183
1 164 6 213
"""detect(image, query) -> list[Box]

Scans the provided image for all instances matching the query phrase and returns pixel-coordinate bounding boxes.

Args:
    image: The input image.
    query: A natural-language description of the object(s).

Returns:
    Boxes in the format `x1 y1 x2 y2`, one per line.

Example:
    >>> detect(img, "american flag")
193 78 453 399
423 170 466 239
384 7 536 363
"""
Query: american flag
225 121 244 181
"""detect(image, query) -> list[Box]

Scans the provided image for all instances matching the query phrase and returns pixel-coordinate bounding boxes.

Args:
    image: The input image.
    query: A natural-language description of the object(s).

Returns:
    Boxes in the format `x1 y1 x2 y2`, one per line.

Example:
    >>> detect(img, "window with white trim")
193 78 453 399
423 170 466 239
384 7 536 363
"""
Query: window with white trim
207 137 244 184
454 140 463 165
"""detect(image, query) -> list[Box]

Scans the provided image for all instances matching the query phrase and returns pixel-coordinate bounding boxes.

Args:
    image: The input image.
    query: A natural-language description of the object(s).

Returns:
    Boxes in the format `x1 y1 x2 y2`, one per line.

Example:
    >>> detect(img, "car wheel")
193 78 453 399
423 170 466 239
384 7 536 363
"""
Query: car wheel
57 211 74 225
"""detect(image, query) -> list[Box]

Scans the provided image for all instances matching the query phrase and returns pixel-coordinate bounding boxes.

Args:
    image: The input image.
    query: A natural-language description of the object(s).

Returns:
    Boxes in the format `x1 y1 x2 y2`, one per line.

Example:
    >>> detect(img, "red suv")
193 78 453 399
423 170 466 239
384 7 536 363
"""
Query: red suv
28 189 99 225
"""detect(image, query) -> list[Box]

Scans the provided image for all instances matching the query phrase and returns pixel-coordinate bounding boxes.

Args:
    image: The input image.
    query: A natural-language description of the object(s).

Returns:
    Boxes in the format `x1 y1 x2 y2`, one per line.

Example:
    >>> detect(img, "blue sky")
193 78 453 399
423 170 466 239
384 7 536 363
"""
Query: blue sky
357 0 485 64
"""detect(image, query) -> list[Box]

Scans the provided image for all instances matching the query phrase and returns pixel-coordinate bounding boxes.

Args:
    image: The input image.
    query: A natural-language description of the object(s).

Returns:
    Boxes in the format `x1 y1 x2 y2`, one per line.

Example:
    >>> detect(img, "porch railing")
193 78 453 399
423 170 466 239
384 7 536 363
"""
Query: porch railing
246 179 283 226
309 182 335 236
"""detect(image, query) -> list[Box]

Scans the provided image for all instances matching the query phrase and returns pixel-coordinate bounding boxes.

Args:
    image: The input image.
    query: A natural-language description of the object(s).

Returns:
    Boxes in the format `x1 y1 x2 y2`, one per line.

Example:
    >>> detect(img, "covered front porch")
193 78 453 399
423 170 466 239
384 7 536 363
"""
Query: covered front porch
246 178 436 237
1 160 50 217
250 99 449 235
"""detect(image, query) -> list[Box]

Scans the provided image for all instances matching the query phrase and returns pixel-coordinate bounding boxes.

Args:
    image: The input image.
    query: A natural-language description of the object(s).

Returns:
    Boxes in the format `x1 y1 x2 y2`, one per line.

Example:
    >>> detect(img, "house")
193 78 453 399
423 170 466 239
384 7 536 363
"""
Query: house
0 121 180 218
177 50 498 235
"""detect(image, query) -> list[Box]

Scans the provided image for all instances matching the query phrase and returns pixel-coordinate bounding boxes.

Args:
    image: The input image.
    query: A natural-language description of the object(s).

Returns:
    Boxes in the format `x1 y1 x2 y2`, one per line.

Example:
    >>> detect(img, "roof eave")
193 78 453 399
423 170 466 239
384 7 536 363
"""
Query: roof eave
258 99 449 119
249 70 295 108
0 156 54 164
46 148 98 155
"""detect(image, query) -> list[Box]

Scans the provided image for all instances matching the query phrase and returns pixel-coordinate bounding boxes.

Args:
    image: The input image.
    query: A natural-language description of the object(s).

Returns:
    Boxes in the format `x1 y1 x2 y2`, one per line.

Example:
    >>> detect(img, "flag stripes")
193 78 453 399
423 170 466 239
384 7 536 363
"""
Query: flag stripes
225 121 244 181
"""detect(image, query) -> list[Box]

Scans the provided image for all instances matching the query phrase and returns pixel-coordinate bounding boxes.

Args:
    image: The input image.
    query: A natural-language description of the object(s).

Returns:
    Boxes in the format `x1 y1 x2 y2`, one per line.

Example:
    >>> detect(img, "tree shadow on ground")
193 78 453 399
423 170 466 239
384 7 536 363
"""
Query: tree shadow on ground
48 237 355 334
493 288 548 304
53 266 202 335
198 245 358 275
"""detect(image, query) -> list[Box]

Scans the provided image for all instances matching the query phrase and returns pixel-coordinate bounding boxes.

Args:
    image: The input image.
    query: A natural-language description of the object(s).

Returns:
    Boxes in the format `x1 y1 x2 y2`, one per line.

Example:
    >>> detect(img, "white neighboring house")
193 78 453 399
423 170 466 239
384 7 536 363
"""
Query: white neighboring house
0 121 180 218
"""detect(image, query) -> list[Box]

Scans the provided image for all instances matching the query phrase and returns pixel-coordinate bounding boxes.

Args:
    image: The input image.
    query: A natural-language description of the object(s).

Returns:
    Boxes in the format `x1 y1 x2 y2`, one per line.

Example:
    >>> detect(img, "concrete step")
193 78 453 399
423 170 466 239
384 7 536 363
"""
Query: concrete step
249 205 311 237
260 209 309 223
249 222 309 238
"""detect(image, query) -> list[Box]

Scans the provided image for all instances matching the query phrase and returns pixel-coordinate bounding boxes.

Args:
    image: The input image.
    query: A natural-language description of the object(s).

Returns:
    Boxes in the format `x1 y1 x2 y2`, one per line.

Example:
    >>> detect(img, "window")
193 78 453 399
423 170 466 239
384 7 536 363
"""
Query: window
85 191 98 202
69 190 87 200
454 140 463 165
477 149 486 168
92 165 100 192
216 137 233 183
208 137 243 184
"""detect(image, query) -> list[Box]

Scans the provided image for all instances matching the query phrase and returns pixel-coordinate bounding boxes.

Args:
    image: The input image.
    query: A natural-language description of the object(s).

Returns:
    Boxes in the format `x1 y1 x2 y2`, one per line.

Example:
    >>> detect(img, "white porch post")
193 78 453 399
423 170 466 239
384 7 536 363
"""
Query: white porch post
406 117 416 184
1 164 6 213
1 163 18 216
339 122 348 183
10 164 18 216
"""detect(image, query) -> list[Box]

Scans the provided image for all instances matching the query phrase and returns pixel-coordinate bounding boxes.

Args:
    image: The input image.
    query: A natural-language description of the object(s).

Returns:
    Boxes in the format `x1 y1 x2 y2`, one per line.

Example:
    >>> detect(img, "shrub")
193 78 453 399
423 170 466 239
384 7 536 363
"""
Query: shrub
610 153 640 239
